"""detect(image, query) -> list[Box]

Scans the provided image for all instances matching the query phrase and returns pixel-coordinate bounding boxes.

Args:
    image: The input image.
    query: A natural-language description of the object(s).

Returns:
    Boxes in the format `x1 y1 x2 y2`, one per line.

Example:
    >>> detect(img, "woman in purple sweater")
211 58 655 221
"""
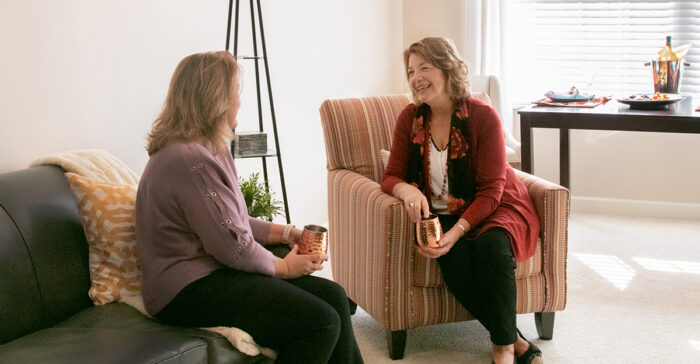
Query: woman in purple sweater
135 51 363 364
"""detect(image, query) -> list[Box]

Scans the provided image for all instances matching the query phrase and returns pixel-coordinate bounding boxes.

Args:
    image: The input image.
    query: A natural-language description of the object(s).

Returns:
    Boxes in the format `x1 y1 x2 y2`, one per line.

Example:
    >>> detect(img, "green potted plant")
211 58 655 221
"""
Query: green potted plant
238 172 284 221
239 172 289 258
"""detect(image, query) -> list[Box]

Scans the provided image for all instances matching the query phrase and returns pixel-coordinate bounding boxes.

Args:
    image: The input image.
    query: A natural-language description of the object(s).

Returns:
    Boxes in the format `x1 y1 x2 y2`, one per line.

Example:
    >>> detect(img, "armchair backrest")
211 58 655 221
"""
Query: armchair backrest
319 94 410 182
319 84 504 183
471 75 503 121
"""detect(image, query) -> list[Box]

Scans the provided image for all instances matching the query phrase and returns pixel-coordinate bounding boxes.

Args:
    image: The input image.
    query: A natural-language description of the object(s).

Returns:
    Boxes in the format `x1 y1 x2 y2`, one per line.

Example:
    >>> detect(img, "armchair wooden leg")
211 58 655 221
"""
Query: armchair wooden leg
535 312 555 340
386 329 407 360
348 298 357 315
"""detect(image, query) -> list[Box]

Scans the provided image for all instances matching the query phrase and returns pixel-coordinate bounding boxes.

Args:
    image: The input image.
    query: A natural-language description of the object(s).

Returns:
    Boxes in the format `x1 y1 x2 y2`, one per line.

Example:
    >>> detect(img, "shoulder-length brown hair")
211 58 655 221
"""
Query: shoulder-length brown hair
403 37 470 105
147 51 239 156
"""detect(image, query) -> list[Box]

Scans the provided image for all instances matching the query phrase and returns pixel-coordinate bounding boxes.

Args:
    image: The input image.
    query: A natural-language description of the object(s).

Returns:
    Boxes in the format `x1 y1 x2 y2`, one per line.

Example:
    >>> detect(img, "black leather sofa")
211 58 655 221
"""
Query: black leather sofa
0 165 274 363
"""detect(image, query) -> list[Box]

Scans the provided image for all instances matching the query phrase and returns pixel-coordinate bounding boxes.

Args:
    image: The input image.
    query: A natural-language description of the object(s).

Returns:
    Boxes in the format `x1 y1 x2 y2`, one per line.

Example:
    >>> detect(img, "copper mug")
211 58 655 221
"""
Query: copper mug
298 224 328 255
415 214 442 248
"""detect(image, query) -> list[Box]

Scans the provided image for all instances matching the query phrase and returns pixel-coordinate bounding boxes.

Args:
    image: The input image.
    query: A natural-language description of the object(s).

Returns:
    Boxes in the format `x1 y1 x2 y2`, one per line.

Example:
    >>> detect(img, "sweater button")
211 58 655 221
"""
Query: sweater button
237 246 243 252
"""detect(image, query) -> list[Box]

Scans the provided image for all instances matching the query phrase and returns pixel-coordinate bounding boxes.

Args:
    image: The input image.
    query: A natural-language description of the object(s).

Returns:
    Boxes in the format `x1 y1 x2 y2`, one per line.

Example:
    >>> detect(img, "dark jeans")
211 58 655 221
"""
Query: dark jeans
155 269 363 364
436 214 518 346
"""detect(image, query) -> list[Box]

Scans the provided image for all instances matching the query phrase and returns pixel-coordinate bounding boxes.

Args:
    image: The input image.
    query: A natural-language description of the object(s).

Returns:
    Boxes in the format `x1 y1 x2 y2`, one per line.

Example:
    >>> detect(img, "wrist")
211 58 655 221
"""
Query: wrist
281 224 295 243
274 257 290 278
454 222 467 237
393 182 412 200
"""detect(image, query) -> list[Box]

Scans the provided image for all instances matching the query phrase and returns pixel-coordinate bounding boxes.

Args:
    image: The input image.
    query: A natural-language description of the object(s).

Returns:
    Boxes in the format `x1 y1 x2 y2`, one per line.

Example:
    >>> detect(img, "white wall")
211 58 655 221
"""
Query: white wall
0 0 405 225
527 125 700 219
0 0 224 173
402 0 464 52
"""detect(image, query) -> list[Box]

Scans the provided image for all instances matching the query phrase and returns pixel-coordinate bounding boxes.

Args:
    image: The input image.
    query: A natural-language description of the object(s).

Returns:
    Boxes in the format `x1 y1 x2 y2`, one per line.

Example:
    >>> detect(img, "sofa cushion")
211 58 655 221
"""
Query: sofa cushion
55 303 272 364
65 172 142 306
0 326 207 364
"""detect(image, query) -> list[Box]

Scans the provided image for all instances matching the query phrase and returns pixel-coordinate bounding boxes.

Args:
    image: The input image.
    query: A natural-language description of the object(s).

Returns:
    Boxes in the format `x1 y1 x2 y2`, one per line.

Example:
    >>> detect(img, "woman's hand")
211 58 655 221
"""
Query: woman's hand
393 183 430 222
274 245 327 279
416 220 469 259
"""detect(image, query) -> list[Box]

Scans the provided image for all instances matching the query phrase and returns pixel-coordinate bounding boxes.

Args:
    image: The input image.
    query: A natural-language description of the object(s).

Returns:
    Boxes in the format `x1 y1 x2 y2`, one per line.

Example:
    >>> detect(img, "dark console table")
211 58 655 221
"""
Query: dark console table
518 97 700 190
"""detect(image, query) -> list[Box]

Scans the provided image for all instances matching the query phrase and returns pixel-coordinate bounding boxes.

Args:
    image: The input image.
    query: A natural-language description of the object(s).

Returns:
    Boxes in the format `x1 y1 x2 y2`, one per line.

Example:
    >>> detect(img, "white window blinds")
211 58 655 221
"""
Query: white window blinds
505 0 700 102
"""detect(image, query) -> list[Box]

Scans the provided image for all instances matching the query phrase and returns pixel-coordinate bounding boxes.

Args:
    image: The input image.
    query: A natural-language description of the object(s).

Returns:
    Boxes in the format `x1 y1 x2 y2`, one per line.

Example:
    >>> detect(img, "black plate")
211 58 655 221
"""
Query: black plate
616 96 684 110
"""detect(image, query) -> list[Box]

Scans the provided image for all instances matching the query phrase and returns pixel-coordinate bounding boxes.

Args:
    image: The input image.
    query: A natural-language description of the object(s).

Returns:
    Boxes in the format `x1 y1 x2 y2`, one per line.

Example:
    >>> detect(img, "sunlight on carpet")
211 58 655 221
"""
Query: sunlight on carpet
632 257 700 274
572 252 637 290
689 340 700 351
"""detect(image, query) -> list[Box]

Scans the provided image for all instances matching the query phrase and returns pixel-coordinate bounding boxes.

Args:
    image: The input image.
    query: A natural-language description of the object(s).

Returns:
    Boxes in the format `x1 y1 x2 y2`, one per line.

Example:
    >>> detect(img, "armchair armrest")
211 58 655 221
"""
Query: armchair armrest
514 169 570 312
327 169 414 330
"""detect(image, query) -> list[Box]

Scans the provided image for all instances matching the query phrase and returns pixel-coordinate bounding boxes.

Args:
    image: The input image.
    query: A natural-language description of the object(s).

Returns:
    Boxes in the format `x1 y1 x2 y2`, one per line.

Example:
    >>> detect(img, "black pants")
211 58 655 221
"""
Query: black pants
436 214 518 346
155 269 363 364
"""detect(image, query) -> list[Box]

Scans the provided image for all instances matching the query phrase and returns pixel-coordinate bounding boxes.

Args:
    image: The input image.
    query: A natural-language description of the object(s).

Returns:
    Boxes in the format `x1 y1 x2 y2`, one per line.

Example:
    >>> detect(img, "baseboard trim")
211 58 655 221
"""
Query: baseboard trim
571 196 700 219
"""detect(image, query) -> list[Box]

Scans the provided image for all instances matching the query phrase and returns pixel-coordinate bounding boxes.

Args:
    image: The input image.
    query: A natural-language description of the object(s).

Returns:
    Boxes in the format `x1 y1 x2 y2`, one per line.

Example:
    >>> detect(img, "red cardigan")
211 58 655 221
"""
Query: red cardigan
380 98 539 262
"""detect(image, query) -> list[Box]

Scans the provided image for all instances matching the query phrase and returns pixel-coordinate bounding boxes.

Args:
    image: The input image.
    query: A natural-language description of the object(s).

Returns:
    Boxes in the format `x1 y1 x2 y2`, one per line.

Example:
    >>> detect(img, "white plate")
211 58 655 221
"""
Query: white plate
545 91 595 103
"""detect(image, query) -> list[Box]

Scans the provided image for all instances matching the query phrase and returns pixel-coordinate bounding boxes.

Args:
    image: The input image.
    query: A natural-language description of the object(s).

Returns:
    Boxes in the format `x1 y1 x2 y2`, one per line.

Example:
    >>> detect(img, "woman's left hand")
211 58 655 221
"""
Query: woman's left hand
416 227 461 259
287 227 304 249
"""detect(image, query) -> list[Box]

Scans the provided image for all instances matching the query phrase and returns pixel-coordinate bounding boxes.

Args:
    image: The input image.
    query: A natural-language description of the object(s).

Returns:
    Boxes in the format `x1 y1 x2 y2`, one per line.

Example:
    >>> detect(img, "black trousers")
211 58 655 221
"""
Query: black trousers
155 269 363 364
436 214 518 346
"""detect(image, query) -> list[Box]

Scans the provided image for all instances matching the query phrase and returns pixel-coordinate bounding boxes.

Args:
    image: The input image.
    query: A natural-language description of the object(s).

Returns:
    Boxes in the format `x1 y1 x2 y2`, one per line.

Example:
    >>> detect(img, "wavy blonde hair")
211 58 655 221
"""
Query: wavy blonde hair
147 51 239 156
403 37 470 105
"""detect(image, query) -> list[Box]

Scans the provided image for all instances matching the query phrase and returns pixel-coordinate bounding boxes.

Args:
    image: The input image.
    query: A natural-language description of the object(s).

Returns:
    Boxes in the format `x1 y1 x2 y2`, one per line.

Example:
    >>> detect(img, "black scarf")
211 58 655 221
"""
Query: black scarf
405 99 476 215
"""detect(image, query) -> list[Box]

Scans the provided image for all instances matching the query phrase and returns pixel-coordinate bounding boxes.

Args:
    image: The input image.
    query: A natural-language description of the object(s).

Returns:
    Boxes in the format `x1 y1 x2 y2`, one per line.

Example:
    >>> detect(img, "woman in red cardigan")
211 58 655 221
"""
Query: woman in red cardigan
380 37 543 364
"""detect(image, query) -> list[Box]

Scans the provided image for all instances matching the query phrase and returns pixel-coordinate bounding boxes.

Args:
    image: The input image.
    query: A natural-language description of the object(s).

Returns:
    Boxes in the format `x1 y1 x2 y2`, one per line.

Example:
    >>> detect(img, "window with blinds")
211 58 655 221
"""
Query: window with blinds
505 0 700 102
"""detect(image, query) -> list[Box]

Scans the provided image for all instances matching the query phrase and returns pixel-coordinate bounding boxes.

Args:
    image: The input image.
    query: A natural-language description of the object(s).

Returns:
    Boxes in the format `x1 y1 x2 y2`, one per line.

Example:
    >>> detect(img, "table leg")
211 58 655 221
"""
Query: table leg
560 128 570 190
520 114 533 174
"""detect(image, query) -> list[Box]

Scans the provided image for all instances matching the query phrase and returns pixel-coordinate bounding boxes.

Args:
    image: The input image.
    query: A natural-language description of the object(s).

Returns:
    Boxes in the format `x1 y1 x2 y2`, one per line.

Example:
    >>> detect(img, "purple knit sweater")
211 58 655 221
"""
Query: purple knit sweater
135 142 276 315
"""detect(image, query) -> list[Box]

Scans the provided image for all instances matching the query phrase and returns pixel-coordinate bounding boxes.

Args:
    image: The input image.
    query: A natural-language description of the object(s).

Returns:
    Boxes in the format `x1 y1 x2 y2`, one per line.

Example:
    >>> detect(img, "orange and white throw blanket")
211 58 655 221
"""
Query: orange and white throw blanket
31 149 275 359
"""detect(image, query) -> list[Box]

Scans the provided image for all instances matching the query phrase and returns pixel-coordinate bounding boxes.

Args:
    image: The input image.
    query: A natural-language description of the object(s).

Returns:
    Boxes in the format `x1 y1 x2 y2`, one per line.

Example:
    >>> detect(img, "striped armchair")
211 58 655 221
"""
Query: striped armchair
319 95 570 359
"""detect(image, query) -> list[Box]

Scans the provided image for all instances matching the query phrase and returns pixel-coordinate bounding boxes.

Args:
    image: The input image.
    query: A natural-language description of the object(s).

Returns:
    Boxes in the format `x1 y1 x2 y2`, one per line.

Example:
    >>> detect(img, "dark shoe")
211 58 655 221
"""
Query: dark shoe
516 329 543 364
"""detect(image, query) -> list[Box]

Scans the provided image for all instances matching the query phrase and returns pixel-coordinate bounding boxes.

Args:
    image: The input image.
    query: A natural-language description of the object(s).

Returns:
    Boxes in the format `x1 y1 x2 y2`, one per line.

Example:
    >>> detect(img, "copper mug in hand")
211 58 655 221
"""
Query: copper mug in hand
415 214 442 248
298 224 328 255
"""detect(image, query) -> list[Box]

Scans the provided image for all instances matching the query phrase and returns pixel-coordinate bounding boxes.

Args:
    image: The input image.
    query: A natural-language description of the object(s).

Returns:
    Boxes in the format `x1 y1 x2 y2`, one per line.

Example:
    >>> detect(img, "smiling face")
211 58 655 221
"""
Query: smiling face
407 53 449 105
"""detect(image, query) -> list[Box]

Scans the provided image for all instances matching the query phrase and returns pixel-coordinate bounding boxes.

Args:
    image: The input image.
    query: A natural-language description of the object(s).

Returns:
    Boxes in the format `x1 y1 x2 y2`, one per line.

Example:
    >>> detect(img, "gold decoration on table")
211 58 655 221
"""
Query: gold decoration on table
650 36 691 94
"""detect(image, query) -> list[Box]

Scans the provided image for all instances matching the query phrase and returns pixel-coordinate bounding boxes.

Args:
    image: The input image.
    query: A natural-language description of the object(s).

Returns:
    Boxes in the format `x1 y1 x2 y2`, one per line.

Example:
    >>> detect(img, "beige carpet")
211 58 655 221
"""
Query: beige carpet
320 212 700 363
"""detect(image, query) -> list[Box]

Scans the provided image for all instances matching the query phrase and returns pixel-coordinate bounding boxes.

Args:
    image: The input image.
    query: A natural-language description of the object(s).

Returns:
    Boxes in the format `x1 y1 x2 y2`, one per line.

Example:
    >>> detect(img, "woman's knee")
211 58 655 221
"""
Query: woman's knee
315 302 342 338
311 278 350 314
473 229 514 266
327 280 349 302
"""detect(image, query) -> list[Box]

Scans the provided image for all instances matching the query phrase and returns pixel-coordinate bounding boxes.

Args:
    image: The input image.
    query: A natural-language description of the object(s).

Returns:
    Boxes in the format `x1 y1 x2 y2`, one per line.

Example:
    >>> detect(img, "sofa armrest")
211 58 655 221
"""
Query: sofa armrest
327 169 414 330
514 169 570 312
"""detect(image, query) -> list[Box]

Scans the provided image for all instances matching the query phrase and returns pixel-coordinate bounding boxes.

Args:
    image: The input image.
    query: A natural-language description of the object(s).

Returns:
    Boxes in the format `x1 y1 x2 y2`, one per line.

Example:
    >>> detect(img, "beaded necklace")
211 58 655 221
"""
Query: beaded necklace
431 139 449 200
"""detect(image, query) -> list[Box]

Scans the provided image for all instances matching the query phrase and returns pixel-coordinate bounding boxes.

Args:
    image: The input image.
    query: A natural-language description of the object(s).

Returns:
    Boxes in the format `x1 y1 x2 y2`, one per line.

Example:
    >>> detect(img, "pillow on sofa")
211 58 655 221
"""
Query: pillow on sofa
65 172 142 305
471 90 493 107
